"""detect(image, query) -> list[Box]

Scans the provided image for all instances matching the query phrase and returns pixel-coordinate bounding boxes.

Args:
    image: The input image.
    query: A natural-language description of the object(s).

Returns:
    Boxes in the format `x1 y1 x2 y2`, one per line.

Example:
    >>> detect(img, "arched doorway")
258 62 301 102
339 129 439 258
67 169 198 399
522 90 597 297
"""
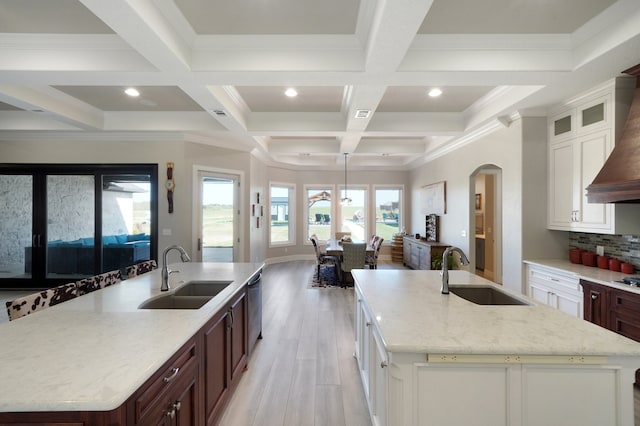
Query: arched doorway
470 165 502 284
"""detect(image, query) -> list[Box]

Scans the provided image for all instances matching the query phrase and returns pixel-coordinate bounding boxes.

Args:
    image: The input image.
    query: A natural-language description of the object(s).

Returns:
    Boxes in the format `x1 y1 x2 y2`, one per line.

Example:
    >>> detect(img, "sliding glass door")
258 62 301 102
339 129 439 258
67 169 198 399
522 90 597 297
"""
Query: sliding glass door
45 174 96 279
0 164 157 289
0 174 33 280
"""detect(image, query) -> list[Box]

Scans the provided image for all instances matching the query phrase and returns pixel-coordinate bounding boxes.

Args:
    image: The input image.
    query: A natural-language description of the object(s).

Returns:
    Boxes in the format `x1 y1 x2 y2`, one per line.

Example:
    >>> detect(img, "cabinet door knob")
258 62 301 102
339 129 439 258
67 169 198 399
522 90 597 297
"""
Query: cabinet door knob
163 367 180 383
591 294 598 300
381 360 388 368
173 401 182 412
165 408 176 419
366 321 371 327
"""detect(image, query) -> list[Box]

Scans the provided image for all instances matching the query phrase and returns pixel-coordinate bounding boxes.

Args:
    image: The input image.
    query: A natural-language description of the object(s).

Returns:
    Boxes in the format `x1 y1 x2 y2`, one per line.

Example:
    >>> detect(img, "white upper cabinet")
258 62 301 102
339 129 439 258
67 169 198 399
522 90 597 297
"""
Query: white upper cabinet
547 78 640 234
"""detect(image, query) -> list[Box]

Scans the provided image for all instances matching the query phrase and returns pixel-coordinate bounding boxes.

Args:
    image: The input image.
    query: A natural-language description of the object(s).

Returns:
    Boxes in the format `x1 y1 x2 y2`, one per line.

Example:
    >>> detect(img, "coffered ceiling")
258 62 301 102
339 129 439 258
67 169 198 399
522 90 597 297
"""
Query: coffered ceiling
0 0 638 170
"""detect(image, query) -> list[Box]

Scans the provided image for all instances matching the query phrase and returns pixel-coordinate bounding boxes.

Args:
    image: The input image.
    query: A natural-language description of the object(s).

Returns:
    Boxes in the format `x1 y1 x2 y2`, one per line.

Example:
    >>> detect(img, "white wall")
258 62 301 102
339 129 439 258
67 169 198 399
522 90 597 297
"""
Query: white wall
409 117 566 293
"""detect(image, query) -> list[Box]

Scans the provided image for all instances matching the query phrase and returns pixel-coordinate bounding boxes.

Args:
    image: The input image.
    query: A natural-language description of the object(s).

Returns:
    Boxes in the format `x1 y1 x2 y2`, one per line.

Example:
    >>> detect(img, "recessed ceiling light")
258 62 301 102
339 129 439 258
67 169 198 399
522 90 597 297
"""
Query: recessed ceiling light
428 88 442 97
284 88 298 97
124 87 140 97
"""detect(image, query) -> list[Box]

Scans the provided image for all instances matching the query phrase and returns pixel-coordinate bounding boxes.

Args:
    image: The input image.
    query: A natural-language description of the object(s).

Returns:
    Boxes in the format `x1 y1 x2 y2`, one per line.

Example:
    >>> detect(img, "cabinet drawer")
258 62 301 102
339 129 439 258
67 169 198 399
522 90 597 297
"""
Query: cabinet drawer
610 288 640 316
130 338 198 424
527 266 580 294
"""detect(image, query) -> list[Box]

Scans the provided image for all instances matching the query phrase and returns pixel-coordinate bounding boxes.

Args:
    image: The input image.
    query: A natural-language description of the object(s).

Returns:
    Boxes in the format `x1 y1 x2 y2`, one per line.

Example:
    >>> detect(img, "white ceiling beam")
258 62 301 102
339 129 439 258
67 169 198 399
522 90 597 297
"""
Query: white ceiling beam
366 112 464 134
364 0 434 73
0 112 84 131
103 111 225 132
0 85 104 130
247 113 345 134
0 34 155 72
78 0 192 72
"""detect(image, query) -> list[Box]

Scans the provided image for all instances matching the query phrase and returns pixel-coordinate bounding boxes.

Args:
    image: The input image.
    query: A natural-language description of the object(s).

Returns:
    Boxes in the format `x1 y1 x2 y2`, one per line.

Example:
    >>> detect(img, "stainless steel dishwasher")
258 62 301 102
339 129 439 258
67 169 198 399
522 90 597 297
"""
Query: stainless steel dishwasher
247 269 262 356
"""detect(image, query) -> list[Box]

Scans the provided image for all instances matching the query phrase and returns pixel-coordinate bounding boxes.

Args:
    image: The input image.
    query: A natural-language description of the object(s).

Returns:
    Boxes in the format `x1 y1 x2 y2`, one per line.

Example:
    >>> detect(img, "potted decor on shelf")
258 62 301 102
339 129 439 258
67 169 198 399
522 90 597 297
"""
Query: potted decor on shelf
432 253 458 270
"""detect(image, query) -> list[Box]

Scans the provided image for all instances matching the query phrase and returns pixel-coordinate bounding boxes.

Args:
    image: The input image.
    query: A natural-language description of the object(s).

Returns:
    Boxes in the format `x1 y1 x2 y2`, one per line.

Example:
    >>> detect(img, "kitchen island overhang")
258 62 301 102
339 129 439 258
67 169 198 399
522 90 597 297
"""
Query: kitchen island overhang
353 269 640 426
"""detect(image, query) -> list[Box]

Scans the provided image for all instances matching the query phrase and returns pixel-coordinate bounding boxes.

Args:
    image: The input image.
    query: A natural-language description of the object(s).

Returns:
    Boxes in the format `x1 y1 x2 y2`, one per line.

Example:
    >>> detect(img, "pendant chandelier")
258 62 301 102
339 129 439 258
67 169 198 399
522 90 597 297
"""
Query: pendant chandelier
341 153 352 205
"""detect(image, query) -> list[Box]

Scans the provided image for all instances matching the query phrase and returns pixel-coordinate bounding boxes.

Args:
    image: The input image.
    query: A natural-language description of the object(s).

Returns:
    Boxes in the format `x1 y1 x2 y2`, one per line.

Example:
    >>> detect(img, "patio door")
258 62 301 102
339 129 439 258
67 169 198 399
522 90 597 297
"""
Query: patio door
195 170 239 262
0 164 158 289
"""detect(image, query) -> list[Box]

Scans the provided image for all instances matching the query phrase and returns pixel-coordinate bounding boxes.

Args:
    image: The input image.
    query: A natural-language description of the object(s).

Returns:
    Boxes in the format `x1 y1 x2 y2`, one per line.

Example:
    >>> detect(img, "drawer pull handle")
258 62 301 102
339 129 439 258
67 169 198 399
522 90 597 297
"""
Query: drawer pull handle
163 367 180 383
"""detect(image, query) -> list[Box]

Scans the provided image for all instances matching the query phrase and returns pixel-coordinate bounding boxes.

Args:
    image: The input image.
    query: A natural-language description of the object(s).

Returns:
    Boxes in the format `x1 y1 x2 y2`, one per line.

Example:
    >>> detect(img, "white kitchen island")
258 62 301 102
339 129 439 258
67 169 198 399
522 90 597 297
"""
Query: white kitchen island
352 269 640 426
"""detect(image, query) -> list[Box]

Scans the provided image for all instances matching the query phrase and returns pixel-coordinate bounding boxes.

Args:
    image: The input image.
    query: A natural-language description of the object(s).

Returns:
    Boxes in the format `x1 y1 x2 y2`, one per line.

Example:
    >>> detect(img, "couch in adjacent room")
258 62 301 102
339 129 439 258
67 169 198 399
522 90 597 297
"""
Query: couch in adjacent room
25 234 151 275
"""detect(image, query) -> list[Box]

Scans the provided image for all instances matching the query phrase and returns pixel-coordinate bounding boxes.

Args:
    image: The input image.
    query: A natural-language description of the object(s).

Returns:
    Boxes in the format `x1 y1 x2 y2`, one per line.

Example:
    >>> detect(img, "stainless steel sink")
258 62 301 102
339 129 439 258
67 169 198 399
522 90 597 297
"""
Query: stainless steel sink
138 295 214 309
173 281 233 297
138 281 233 309
449 285 531 306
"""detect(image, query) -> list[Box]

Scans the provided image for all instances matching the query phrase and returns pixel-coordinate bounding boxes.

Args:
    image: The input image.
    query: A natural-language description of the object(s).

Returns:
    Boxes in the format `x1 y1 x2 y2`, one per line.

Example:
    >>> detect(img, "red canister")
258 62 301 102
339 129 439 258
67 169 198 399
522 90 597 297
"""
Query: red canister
581 251 597 267
621 263 635 274
569 248 582 264
597 255 610 269
609 258 621 272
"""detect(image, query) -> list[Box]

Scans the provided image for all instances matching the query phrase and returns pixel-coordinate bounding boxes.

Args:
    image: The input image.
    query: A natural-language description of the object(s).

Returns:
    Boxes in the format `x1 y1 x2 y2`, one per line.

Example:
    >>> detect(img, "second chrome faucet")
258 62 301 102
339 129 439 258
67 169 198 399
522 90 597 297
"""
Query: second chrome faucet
440 246 470 294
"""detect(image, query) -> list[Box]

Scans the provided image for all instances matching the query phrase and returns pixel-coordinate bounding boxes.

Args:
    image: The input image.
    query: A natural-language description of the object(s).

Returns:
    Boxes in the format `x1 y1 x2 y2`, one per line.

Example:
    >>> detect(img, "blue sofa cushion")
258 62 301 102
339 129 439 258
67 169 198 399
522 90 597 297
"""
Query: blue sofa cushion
127 233 148 242
103 235 118 245
116 234 128 244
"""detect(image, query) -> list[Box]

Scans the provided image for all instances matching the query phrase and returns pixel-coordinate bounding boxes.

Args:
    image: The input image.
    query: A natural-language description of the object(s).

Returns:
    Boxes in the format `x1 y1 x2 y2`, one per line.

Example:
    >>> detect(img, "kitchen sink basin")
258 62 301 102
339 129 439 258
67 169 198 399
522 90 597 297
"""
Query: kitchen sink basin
449 285 531 306
173 280 233 297
139 295 214 309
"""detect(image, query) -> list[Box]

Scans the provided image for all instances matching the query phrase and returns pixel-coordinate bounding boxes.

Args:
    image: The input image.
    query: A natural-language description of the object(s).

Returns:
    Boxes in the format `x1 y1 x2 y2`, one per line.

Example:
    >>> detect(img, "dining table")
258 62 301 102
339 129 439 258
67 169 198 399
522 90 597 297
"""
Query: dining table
324 238 375 257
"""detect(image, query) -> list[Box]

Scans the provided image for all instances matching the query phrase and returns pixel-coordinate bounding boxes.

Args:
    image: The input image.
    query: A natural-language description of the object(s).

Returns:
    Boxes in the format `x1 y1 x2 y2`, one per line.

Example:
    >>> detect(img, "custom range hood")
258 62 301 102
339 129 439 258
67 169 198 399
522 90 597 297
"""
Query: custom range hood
586 64 640 203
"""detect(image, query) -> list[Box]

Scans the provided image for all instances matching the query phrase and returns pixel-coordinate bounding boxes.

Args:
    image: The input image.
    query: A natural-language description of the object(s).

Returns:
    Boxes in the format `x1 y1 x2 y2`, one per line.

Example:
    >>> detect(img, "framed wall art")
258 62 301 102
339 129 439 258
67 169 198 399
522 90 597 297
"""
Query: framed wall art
421 181 446 215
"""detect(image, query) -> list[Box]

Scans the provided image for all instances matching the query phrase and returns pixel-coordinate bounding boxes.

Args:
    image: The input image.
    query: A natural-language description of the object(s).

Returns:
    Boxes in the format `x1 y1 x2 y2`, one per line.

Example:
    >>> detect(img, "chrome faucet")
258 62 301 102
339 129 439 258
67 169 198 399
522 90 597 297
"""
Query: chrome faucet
441 246 470 294
161 245 191 291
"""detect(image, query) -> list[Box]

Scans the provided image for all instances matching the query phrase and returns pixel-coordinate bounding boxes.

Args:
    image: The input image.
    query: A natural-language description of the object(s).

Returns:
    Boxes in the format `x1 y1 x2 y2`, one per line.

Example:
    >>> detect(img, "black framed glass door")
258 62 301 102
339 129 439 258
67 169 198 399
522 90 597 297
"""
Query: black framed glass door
0 164 157 289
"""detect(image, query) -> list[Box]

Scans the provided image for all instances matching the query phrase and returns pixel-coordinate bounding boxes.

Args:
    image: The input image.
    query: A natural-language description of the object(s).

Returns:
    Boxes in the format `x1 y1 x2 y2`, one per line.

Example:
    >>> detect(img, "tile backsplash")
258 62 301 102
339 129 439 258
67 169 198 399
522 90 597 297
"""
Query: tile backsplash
568 233 640 270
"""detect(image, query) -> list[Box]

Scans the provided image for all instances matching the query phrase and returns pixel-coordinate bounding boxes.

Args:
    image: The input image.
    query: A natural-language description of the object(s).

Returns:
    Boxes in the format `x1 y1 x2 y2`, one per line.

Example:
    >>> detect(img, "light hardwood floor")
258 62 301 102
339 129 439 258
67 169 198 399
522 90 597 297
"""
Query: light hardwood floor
219 260 373 426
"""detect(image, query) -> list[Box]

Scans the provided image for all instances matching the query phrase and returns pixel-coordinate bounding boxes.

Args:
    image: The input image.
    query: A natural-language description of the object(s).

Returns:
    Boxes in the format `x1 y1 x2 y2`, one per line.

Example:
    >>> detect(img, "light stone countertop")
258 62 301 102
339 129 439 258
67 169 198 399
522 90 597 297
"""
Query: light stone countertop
352 269 640 356
0 262 263 413
524 258 640 294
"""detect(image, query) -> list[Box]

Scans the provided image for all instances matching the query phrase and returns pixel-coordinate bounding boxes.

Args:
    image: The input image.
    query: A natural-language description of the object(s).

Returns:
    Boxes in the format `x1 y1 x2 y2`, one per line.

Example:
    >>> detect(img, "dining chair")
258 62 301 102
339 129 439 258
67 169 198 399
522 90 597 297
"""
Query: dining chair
335 231 352 240
310 234 337 280
76 269 123 296
5 282 78 321
126 259 158 279
366 237 384 269
340 242 366 287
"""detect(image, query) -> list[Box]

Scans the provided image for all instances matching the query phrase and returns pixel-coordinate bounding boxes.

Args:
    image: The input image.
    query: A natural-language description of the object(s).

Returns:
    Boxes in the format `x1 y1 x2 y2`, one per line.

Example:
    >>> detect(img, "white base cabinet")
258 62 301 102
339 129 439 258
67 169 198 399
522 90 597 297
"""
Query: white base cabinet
354 285 636 426
526 263 583 318
355 288 388 426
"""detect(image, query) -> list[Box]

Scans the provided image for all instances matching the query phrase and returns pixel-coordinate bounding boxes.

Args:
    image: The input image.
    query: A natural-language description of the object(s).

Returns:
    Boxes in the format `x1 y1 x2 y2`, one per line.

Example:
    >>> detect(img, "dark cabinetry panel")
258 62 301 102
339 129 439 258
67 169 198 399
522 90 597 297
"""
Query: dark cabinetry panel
581 279 640 384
